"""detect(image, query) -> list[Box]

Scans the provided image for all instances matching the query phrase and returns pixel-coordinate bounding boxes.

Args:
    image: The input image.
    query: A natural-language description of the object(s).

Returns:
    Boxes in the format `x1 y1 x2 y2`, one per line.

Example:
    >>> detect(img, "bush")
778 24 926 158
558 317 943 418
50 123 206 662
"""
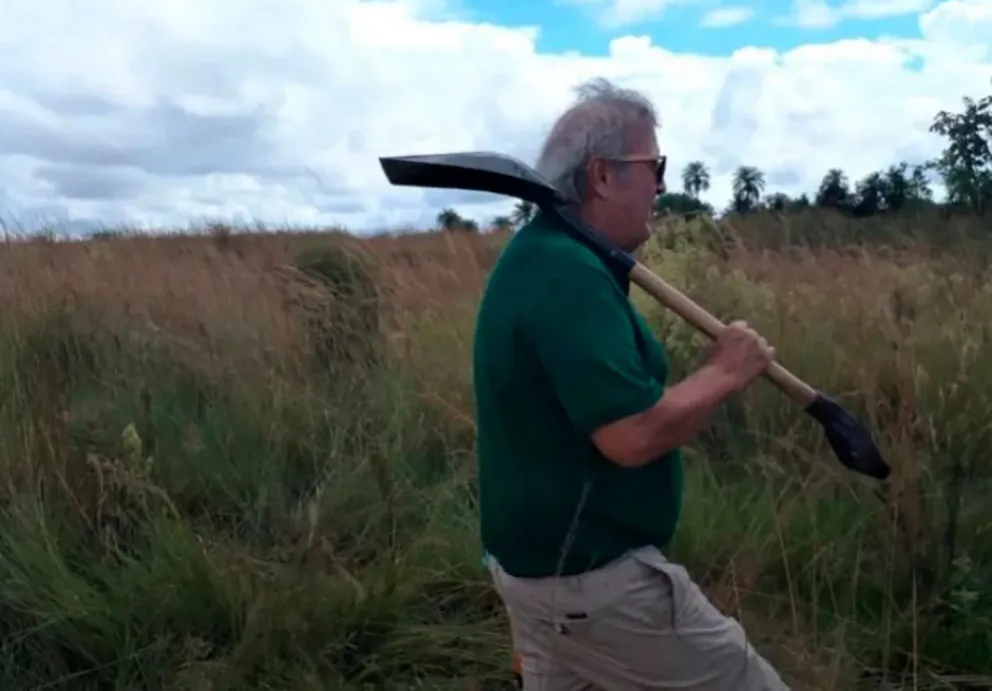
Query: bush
291 242 385 375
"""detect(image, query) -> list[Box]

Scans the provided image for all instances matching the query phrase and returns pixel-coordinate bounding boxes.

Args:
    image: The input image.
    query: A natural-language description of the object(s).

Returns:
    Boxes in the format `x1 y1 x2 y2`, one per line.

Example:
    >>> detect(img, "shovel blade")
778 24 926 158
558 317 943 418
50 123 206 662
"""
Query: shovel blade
378 151 562 206
805 394 891 480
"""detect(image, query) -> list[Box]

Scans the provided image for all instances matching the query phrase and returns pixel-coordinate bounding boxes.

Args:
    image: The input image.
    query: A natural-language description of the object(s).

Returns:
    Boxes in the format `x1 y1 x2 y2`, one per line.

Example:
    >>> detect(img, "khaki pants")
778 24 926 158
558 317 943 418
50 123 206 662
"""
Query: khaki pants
488 546 790 690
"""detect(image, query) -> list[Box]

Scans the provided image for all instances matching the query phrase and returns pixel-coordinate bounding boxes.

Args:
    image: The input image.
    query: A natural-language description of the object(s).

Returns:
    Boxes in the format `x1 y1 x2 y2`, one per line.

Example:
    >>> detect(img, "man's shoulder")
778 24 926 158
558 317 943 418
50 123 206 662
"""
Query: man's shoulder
497 214 617 287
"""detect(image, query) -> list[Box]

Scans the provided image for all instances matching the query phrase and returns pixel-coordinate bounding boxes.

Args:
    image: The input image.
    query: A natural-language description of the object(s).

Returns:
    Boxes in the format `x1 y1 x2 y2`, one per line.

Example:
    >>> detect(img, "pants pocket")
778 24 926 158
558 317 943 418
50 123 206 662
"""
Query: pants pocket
626 547 690 630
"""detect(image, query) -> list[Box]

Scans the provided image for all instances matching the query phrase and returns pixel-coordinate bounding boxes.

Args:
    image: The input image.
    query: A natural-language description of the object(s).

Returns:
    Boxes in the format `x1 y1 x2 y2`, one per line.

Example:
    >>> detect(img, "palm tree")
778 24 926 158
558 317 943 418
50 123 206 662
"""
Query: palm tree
511 201 536 228
731 166 765 212
681 161 711 199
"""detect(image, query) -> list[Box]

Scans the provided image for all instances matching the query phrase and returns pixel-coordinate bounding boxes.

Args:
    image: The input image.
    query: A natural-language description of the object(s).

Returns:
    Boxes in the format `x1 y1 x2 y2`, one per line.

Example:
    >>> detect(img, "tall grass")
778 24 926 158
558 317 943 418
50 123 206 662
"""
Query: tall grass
0 217 989 690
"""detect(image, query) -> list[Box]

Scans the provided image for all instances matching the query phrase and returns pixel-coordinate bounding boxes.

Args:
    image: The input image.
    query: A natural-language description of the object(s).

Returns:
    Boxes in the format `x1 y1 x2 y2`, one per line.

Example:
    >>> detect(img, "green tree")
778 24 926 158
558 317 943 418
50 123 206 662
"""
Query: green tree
731 166 765 213
653 192 714 218
764 192 792 212
681 161 711 199
882 163 910 212
491 215 514 232
907 164 934 204
853 171 887 216
882 161 935 212
436 207 463 230
815 168 852 210
929 85 992 214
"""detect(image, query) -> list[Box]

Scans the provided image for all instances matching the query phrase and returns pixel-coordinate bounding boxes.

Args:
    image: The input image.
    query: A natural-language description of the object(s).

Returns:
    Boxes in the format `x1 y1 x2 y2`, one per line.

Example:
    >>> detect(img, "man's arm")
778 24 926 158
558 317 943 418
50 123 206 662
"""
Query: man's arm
528 257 742 469
590 364 738 467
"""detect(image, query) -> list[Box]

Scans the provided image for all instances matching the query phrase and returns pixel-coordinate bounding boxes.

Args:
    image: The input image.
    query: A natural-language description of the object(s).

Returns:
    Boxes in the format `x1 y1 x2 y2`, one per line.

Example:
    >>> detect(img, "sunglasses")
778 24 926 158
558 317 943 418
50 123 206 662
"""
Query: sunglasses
610 154 667 187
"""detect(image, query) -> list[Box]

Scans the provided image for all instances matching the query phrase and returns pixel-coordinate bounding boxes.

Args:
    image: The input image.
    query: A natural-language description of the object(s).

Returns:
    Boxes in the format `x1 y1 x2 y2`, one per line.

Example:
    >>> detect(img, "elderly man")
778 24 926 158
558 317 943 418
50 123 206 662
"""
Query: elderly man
472 78 791 690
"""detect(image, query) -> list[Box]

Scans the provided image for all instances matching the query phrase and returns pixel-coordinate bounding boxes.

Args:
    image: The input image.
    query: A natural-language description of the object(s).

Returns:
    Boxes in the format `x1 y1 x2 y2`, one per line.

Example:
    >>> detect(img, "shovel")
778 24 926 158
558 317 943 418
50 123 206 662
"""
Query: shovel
378 150 891 481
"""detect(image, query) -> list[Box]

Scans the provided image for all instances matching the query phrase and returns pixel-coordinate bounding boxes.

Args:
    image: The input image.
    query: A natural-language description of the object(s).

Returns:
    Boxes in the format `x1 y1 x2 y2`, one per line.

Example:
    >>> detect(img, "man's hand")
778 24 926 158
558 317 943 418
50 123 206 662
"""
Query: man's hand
705 320 776 391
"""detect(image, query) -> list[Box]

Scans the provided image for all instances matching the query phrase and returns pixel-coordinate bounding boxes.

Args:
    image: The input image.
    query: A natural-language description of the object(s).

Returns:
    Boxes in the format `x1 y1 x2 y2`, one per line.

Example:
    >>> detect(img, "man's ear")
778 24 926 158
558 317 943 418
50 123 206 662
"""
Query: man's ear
586 158 614 200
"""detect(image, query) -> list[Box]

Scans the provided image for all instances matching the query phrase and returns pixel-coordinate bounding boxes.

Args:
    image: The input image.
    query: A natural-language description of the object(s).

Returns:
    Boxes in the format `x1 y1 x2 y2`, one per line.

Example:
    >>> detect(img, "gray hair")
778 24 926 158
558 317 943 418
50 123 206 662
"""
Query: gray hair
534 78 659 205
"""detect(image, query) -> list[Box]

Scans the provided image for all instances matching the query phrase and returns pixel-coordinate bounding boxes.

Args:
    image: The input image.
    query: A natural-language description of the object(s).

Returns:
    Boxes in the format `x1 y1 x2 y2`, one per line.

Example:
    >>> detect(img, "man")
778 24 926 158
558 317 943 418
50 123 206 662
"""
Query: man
472 78 791 690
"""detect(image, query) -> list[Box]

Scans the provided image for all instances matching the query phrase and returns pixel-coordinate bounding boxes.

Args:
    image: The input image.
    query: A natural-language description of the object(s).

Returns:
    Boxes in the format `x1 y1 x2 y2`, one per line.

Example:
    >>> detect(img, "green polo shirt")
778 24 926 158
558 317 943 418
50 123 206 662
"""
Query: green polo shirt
473 211 684 578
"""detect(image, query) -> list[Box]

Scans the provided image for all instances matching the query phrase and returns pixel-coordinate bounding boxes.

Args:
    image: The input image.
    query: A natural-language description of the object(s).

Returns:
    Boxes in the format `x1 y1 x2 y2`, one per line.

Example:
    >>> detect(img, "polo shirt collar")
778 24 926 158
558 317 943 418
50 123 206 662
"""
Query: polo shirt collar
535 211 632 295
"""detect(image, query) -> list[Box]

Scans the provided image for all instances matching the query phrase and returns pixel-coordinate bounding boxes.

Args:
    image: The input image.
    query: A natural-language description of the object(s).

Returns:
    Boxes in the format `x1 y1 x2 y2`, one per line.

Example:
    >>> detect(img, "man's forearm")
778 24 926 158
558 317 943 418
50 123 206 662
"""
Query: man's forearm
626 364 740 465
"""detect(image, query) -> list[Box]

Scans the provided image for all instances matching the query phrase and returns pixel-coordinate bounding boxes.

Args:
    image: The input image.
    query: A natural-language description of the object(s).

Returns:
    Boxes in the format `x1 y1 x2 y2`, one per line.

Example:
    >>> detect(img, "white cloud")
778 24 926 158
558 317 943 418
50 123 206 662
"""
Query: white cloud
700 6 756 27
919 0 992 52
786 0 840 28
0 0 989 233
784 0 937 29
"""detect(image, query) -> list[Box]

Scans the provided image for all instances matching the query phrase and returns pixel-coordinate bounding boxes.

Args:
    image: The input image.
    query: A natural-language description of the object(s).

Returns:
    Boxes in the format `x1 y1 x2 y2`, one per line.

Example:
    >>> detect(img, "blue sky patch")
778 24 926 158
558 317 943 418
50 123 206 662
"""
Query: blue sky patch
459 0 929 57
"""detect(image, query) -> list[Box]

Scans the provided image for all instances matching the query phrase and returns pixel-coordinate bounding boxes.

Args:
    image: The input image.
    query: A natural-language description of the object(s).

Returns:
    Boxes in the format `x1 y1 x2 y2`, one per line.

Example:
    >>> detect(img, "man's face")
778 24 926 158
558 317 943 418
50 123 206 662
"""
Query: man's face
601 126 664 251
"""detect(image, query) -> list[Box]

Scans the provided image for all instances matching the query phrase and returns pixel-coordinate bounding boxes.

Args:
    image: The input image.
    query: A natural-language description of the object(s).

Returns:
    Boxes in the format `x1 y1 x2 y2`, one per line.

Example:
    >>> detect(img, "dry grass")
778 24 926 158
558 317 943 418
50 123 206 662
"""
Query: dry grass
0 214 989 690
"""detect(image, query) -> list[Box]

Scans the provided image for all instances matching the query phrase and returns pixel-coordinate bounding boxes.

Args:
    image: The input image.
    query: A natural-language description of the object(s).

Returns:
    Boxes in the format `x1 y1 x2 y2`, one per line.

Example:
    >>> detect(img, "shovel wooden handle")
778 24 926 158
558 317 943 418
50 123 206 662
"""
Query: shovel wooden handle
628 262 818 407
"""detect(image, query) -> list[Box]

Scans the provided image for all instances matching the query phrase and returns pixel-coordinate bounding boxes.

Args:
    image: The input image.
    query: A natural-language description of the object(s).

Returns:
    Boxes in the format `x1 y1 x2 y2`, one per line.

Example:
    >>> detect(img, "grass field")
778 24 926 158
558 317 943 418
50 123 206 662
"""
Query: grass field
1 211 990 690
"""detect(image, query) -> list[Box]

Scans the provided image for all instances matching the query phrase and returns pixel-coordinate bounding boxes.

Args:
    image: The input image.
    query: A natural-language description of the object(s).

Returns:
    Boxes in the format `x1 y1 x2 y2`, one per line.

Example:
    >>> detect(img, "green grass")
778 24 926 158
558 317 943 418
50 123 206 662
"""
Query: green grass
0 223 990 689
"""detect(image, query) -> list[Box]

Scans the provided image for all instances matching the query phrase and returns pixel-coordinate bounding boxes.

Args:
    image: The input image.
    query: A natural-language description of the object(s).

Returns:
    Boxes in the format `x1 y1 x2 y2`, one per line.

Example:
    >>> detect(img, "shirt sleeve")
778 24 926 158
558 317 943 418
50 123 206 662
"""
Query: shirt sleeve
526 256 664 436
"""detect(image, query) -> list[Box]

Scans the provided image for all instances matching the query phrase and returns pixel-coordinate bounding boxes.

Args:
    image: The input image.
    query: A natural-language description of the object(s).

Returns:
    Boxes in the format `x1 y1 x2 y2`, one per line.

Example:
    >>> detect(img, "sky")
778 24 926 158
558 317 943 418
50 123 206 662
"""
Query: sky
0 0 990 235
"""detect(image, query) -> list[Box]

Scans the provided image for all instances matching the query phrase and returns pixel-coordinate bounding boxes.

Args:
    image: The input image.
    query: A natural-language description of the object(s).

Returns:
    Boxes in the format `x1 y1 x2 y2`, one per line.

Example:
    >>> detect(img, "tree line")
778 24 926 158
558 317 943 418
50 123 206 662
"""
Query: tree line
436 82 991 232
